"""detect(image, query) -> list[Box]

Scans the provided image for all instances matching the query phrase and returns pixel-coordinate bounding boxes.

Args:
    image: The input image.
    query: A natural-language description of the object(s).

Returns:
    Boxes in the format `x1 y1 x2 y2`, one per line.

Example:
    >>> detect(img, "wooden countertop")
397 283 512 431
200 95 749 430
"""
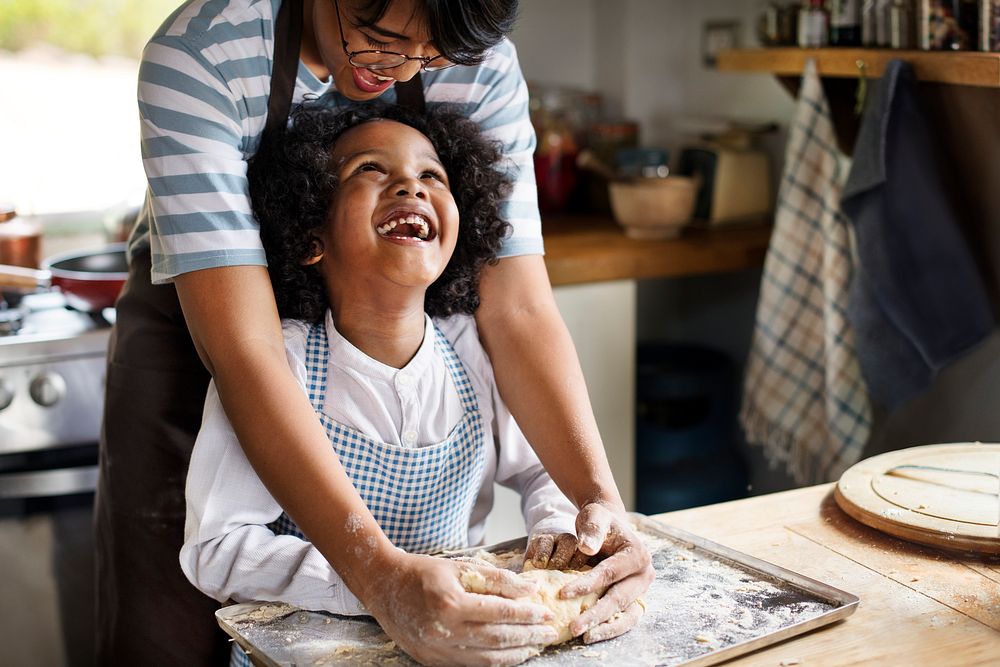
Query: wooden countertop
656 484 1000 666
541 216 772 287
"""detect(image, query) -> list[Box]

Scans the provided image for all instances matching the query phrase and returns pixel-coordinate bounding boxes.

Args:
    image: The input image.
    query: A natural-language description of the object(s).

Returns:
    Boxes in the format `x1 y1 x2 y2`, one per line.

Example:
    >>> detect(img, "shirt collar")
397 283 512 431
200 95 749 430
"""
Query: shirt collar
324 310 436 382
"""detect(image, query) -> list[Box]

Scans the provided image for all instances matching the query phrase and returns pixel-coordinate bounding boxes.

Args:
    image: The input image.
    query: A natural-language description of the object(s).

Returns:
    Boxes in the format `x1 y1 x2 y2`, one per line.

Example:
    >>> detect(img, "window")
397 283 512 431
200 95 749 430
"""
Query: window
0 1 178 218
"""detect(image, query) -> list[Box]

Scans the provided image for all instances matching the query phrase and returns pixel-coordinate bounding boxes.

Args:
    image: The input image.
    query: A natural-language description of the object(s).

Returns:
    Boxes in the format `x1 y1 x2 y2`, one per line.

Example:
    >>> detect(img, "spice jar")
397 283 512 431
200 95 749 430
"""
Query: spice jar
0 204 42 269
923 0 977 50
889 0 915 48
983 0 1000 50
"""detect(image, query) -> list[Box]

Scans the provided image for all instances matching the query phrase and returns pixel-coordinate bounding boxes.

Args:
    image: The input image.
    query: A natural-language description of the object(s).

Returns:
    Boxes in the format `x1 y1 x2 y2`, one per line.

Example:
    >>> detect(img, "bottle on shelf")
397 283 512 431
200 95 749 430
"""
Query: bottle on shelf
798 0 830 47
889 0 915 48
876 0 895 44
830 0 863 44
759 2 801 46
987 0 1000 51
861 0 879 44
922 0 977 50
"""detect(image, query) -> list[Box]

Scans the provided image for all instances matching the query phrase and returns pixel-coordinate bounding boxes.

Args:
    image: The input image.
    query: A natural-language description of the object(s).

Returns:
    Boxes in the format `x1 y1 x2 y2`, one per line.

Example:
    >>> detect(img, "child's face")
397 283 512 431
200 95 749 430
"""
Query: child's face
317 119 459 295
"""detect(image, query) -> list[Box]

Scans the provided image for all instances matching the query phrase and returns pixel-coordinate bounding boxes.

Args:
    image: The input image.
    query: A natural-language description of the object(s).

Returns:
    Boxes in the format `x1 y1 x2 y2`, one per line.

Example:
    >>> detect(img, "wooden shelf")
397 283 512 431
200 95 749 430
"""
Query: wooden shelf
717 48 1000 88
542 215 772 287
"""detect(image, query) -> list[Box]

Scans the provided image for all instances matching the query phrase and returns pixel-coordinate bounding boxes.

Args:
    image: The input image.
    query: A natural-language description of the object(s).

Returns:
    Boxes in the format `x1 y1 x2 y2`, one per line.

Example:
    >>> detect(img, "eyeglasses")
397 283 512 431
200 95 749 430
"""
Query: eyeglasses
332 0 456 72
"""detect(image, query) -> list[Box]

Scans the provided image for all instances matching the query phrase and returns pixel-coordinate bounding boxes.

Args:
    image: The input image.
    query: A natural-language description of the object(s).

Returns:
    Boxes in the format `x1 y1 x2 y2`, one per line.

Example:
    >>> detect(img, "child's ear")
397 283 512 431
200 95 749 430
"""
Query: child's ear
302 236 325 265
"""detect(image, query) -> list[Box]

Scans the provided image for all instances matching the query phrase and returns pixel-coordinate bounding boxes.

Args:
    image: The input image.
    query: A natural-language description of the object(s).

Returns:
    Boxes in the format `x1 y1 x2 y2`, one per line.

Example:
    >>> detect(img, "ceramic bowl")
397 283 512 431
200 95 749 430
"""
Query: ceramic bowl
609 176 698 240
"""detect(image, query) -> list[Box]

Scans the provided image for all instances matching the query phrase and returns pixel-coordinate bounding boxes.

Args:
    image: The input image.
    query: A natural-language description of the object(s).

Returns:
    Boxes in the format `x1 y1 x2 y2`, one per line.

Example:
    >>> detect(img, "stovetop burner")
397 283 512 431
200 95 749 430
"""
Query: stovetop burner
0 290 112 454
0 292 109 342
0 308 23 336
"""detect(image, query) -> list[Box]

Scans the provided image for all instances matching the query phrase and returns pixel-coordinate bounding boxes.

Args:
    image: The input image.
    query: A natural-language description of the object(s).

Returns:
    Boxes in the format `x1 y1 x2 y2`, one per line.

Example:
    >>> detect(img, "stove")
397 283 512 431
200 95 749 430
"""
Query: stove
0 291 111 665
0 292 111 456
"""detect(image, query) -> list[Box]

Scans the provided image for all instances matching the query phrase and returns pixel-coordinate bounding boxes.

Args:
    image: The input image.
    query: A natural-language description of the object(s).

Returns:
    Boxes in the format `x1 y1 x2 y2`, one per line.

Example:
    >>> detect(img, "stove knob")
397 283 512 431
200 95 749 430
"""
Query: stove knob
0 378 13 411
29 372 67 407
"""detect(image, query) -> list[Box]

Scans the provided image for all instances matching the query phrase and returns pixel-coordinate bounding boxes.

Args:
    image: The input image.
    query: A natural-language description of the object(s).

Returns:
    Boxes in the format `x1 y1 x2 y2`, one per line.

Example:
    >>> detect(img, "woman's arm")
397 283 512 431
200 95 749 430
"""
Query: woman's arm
175 265 556 666
182 376 369 614
475 254 654 643
475 255 618 509
175 266 392 589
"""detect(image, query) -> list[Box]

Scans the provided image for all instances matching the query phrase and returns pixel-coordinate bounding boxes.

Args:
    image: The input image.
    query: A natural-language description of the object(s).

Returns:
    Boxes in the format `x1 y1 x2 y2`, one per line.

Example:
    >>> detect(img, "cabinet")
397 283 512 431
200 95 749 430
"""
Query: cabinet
483 279 637 544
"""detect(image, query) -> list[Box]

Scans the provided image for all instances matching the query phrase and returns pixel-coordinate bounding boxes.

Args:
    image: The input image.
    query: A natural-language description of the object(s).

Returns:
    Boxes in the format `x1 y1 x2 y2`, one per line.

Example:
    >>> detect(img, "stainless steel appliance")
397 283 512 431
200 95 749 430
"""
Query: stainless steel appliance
0 290 110 667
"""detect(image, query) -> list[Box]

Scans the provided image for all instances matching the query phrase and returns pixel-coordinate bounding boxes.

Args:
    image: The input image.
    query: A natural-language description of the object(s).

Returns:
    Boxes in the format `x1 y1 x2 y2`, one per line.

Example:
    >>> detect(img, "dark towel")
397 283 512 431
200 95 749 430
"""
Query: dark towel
841 60 994 410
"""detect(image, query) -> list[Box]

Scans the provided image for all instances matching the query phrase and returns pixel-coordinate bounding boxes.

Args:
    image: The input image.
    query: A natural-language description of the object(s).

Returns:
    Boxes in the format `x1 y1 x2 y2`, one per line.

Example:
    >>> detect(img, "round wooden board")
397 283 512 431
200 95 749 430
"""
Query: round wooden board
834 442 1000 554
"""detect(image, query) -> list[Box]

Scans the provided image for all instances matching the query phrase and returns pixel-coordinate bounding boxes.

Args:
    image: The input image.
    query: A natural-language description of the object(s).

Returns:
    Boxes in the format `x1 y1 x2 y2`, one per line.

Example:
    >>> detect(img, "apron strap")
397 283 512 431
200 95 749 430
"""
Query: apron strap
266 0 426 142
304 321 330 412
260 0 303 153
432 324 480 414
395 72 426 114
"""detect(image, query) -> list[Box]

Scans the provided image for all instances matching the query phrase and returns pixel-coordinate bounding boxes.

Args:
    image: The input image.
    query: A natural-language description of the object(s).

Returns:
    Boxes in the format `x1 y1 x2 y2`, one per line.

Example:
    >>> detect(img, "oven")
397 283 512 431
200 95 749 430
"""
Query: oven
0 292 110 667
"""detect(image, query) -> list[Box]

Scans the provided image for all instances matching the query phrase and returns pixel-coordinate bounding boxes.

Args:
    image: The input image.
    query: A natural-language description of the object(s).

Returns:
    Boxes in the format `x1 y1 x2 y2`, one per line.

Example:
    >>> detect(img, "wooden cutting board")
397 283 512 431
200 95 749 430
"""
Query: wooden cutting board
834 442 1000 554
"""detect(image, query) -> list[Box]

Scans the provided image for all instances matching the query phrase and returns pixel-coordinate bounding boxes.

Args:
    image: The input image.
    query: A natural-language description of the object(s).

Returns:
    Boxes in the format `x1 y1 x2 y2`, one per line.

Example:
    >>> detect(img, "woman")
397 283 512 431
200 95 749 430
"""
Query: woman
95 1 653 665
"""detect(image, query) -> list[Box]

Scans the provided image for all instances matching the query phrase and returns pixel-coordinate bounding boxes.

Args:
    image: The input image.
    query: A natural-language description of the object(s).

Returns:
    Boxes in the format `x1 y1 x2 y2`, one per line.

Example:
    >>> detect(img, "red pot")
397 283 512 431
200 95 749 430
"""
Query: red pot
0 243 128 311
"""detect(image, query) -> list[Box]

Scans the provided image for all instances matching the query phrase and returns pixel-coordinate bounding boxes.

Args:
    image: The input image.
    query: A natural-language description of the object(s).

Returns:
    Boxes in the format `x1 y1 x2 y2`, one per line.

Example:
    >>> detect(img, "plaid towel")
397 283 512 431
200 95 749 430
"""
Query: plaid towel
739 60 872 485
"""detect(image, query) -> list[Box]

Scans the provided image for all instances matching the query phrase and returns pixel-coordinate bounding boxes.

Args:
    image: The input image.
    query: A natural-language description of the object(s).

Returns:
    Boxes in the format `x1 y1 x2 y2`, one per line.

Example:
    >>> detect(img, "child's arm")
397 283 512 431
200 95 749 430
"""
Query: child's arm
181 380 367 614
182 323 560 663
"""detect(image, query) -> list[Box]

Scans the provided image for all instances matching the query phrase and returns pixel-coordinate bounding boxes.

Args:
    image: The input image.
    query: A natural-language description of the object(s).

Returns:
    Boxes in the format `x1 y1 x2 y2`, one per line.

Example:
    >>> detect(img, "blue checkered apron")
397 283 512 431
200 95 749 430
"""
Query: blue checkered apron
231 320 487 666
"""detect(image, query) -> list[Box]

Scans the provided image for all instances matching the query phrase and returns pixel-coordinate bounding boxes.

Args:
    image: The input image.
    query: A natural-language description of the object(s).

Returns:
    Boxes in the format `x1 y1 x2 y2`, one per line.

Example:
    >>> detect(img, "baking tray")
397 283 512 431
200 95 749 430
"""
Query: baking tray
216 514 859 666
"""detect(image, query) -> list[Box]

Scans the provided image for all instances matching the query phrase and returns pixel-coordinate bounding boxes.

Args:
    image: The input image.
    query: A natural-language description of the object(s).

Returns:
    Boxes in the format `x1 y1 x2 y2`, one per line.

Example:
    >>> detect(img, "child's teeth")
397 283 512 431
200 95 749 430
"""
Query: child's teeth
377 215 431 238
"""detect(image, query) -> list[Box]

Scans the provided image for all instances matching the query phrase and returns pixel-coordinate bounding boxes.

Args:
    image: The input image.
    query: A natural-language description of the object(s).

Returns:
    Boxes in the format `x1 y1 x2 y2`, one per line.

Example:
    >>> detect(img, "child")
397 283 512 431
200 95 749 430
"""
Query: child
180 104 585 665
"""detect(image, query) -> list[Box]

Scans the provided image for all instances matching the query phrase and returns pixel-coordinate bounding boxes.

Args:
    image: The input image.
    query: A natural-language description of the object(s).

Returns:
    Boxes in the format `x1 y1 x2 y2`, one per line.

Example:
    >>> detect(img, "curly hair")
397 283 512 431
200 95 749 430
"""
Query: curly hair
248 103 513 323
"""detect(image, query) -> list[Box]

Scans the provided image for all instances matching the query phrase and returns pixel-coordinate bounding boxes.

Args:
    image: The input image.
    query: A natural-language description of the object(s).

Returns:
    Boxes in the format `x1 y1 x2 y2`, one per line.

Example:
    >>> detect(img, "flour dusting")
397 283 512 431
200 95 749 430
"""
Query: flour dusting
217 526 848 666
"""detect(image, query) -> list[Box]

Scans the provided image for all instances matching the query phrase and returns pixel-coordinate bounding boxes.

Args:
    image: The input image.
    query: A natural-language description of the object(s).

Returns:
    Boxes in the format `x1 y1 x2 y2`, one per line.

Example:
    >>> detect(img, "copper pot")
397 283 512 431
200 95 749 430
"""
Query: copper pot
0 205 42 268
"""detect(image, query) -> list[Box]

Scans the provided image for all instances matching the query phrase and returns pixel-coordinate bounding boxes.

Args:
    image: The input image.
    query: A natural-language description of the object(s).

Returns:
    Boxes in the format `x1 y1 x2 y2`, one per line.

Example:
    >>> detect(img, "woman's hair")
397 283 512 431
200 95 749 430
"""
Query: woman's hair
248 103 512 322
351 0 518 65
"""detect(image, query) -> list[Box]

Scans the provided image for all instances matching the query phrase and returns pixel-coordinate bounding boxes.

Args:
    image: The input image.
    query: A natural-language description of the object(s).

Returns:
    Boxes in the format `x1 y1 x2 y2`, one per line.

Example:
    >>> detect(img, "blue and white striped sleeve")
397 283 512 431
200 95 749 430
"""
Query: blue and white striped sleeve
137 22 269 284
448 39 543 258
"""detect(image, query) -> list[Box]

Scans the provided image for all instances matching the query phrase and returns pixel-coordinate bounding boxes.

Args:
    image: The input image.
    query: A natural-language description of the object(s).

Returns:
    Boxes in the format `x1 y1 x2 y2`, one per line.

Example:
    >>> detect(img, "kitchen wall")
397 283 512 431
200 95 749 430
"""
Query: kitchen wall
513 1 1000 497
514 0 795 149
512 1 800 495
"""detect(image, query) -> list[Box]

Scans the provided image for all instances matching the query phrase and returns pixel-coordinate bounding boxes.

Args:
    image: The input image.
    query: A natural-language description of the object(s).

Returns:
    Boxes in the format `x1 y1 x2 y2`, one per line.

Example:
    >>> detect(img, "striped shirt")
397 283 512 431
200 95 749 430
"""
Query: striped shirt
131 0 541 284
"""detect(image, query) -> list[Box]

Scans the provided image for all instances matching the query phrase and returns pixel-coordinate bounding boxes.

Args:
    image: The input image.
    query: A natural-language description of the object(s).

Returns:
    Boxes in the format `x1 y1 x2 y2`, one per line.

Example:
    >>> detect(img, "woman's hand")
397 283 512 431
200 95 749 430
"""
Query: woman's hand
559 503 654 644
361 551 558 667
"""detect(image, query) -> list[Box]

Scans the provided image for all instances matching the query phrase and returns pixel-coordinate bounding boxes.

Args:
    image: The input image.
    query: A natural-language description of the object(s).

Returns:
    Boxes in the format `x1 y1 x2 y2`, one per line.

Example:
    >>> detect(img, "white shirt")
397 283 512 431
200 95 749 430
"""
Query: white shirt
182 312 577 614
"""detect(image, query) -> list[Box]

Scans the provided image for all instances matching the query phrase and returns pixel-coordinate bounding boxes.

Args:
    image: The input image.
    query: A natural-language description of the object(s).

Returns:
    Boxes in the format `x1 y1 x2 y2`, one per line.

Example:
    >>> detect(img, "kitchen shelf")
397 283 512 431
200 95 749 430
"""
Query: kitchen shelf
542 215 772 286
716 47 1000 88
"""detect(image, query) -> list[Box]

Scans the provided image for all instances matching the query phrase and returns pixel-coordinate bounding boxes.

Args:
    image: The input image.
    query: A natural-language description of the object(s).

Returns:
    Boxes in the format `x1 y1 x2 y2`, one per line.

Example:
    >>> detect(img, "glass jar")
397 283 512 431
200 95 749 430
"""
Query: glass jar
989 0 1000 51
889 0 915 48
924 0 977 50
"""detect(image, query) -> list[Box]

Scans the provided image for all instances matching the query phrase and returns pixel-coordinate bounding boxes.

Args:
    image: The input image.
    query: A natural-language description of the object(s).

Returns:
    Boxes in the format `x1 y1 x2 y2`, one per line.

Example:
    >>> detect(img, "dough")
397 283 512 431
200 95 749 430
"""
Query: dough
461 565 604 645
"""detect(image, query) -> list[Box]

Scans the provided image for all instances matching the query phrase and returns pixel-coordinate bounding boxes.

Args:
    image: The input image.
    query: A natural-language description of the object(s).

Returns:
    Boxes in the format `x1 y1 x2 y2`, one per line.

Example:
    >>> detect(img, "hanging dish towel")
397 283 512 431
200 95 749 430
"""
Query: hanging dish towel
841 60 994 410
740 59 872 485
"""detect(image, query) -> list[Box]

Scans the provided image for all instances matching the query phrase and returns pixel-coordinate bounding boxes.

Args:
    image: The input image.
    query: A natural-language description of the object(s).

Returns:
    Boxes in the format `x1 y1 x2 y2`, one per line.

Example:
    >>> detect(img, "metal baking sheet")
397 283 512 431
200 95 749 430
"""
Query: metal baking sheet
216 514 859 666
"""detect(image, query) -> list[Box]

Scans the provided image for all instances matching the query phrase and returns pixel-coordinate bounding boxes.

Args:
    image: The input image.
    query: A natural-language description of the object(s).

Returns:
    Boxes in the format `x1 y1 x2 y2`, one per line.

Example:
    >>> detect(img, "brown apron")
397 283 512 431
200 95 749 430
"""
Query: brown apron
94 0 425 663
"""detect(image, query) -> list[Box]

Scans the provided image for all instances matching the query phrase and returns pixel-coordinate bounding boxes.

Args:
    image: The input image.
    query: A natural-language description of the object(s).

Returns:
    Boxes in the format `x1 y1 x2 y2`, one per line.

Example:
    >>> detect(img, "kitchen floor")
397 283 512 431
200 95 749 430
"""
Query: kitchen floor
0 514 66 666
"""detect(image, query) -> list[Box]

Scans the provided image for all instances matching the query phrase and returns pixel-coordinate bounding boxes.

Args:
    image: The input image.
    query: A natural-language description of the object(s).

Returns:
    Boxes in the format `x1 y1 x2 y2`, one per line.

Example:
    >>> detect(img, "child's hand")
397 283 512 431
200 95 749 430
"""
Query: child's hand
558 503 655 644
524 531 583 570
361 551 558 667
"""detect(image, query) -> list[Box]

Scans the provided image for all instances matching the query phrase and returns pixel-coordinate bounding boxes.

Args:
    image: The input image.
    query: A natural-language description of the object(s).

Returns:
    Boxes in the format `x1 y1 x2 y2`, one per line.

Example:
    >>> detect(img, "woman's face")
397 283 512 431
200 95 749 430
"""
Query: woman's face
317 120 459 296
312 0 442 101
